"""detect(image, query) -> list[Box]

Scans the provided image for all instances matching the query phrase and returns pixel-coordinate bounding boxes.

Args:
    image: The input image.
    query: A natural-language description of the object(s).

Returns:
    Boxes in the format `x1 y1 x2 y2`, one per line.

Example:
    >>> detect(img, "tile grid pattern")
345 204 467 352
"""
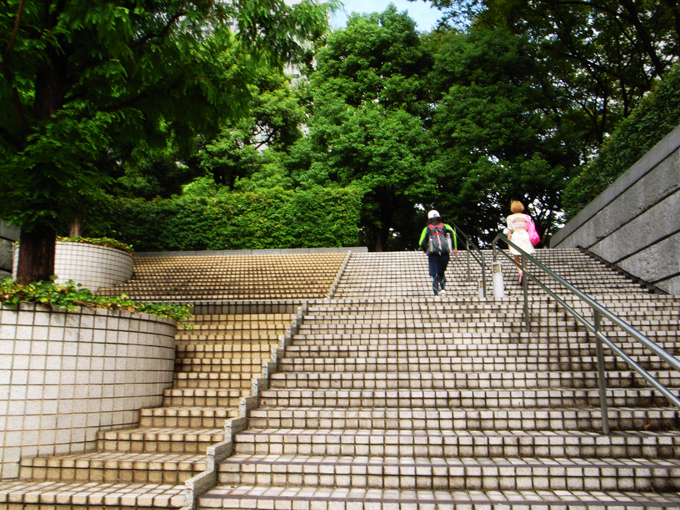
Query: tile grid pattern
198 249 680 509
0 304 176 480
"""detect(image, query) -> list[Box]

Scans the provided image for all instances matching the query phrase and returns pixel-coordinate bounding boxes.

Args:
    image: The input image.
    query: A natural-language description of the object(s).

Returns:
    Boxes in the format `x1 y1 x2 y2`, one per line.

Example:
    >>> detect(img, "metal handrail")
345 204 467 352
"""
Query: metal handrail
451 224 487 297
492 232 680 434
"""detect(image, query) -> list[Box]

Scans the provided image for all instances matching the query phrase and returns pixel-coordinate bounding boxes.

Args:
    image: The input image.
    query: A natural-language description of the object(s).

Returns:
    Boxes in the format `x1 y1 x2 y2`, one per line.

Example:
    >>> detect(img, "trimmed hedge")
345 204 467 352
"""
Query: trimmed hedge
563 64 680 220
96 185 363 252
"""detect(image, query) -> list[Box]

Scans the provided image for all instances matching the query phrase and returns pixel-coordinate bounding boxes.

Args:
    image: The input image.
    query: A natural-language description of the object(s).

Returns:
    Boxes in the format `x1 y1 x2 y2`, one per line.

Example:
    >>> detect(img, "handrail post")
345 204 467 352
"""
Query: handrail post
594 309 611 434
466 236 471 282
522 255 530 332
481 254 486 298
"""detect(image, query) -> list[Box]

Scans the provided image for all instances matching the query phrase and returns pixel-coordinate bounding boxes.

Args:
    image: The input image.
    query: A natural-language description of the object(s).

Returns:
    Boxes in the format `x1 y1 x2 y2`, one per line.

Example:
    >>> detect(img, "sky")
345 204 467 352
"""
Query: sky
330 0 444 32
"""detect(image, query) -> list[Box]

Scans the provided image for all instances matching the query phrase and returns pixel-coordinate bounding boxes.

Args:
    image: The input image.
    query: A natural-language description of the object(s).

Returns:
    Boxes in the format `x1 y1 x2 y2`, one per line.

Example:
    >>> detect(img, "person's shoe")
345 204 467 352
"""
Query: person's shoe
433 294 441 300
439 289 447 297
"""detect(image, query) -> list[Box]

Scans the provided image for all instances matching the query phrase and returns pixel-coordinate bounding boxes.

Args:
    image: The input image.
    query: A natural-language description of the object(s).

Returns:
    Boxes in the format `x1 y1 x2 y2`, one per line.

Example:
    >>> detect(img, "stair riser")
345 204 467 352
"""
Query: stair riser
215 466 680 492
19 466 203 485
257 394 670 408
96 437 223 454
245 414 678 432
162 397 242 407
276 359 673 372
233 441 680 459
267 374 680 390
139 416 233 428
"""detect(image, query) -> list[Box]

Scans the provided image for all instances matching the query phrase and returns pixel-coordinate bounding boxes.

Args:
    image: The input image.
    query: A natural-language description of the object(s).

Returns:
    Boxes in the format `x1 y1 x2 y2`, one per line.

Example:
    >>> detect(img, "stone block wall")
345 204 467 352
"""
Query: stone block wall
0 222 19 280
551 124 680 295
0 303 176 479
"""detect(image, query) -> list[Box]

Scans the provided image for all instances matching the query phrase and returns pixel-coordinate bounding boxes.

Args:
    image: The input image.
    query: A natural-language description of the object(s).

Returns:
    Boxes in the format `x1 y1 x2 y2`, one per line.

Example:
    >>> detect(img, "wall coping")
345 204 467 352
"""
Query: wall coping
135 246 368 257
551 123 680 247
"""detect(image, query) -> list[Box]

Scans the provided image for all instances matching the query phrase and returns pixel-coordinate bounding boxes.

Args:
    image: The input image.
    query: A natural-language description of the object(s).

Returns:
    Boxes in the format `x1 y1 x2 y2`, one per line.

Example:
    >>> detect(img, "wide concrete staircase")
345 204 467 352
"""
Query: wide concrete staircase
0 253 347 509
2 248 680 509
195 250 680 509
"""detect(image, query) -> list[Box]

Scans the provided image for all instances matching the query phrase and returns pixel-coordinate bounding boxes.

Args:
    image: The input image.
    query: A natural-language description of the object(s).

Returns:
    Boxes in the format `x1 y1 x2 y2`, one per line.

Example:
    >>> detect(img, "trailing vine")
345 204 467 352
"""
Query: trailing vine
0 277 192 326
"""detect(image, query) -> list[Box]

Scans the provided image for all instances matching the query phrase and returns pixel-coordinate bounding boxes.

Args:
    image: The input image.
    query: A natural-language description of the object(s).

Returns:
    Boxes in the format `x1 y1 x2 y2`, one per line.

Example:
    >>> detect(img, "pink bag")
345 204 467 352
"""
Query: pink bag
527 215 540 246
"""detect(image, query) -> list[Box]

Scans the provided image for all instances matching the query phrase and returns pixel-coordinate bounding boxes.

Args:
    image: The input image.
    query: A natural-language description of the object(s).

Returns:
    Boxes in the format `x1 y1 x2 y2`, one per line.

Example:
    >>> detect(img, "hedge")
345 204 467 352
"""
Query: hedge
94 185 363 252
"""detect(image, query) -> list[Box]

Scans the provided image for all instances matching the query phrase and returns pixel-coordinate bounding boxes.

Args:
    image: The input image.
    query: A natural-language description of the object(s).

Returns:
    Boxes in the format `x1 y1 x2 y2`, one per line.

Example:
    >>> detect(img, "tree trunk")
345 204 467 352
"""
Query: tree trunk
69 212 83 237
16 225 57 285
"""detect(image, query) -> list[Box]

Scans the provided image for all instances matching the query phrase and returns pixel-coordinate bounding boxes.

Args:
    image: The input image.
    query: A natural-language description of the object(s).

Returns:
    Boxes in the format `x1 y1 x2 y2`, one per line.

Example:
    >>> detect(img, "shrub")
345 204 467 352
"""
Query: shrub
92 184 364 252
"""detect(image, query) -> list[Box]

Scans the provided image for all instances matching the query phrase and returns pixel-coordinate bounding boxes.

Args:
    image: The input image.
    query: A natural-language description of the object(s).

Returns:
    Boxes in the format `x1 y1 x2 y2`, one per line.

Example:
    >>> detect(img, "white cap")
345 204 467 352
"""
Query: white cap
428 210 440 219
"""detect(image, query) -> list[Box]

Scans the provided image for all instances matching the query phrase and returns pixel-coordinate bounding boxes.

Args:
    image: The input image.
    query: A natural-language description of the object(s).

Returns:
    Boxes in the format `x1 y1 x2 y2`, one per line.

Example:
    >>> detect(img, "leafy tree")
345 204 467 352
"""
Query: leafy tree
0 0 335 284
429 0 680 143
290 6 436 251
196 70 305 190
428 26 583 243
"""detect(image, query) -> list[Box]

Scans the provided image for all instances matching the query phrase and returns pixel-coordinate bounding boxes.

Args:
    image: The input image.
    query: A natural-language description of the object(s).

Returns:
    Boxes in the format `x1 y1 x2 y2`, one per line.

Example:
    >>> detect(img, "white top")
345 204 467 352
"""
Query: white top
507 213 529 231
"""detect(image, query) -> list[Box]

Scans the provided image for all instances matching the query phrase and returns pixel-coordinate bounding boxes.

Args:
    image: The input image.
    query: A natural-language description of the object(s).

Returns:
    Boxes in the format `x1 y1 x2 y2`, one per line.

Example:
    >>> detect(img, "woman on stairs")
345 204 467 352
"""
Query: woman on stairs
506 200 535 284
419 210 457 298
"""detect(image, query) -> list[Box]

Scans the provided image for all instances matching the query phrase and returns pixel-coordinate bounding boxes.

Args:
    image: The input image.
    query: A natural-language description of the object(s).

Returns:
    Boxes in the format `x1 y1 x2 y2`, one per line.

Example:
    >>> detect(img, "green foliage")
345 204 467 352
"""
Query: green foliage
289 6 436 251
563 64 680 219
0 278 193 326
1 0 337 282
92 181 363 251
428 26 580 243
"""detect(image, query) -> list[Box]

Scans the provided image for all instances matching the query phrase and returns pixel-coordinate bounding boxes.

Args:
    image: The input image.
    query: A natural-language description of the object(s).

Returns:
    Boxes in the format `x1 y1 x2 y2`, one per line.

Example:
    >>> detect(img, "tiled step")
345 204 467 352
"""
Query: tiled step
274 355 675 373
245 407 678 432
174 358 265 373
176 343 278 358
197 486 680 510
256 388 676 409
267 369 680 390
19 452 207 484
139 406 239 428
233 428 680 459
0 480 186 508
281 342 680 359
172 372 253 389
215 454 680 491
96 427 224 454
162 388 245 407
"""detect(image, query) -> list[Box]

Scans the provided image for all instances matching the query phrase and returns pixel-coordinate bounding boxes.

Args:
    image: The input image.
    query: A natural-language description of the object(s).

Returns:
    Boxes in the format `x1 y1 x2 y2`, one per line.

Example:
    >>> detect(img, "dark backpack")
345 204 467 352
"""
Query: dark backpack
427 223 450 255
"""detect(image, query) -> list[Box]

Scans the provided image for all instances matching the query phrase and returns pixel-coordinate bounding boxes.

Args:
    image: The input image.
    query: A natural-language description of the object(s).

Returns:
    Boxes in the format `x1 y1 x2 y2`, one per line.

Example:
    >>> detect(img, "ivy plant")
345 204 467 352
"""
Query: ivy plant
0 278 192 326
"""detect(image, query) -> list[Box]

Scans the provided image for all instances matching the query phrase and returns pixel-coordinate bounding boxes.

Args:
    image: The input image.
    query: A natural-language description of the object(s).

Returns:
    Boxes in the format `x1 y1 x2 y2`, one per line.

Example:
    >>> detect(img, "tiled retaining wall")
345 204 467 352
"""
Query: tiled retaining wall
551 123 680 295
13 241 133 291
0 303 176 479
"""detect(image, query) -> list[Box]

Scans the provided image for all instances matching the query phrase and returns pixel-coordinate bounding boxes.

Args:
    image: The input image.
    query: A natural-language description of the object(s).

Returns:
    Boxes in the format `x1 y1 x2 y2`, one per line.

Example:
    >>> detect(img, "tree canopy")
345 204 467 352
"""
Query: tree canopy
1 0 335 283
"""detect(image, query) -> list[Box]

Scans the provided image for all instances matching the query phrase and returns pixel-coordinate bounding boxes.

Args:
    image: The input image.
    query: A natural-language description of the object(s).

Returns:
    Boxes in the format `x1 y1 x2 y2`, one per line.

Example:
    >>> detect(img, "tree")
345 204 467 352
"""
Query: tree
427 0 680 142
289 6 436 251
428 26 584 243
0 0 335 283
196 70 305 190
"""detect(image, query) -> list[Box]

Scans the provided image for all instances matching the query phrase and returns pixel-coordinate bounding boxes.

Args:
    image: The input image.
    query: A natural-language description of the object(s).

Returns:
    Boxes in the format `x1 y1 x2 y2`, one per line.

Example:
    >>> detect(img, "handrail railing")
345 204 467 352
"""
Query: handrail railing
492 232 680 434
451 224 487 297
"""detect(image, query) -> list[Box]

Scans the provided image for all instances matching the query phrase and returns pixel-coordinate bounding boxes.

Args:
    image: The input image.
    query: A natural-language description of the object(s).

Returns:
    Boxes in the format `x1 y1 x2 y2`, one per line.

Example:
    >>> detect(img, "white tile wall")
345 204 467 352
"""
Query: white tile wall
0 303 176 479
13 242 134 291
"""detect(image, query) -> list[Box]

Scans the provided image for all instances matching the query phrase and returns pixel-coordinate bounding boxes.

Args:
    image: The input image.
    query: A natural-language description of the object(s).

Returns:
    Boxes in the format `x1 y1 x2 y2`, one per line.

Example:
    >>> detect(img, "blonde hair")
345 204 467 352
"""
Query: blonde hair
510 200 525 214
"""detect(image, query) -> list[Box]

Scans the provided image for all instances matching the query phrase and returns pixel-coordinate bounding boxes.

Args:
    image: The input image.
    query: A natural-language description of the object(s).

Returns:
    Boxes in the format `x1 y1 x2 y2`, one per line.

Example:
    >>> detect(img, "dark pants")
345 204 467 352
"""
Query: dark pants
428 253 449 295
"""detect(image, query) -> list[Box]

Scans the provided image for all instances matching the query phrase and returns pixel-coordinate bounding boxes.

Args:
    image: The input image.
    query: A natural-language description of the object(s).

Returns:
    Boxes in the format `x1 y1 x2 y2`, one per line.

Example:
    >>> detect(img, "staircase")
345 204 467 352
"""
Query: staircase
2 248 680 509
196 250 680 509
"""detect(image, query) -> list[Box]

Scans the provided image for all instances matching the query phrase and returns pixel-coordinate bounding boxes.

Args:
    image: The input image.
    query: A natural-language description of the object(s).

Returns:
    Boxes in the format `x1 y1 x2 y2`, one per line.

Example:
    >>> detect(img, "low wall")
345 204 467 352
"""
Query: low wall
0 221 19 279
551 124 680 295
13 241 134 291
0 303 176 479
